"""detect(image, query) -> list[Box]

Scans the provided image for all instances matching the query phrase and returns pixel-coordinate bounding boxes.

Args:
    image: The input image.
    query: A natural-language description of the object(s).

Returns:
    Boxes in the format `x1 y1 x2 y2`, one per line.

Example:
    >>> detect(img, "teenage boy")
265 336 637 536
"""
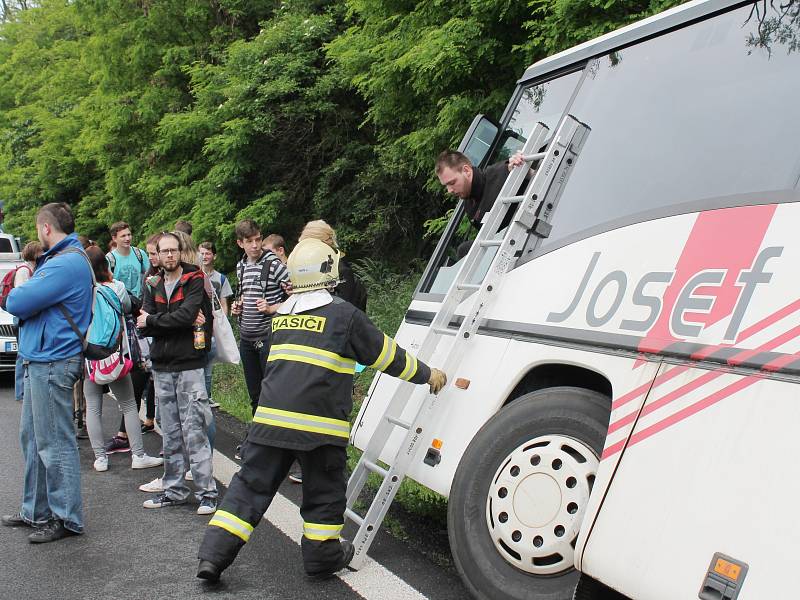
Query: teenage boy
105 221 152 455
106 221 150 301
232 220 289 418
262 234 287 264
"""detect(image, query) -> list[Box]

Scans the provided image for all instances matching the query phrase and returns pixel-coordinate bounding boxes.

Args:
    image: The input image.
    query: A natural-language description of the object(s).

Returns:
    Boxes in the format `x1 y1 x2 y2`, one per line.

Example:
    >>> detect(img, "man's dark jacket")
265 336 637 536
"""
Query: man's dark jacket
140 262 213 372
463 160 510 228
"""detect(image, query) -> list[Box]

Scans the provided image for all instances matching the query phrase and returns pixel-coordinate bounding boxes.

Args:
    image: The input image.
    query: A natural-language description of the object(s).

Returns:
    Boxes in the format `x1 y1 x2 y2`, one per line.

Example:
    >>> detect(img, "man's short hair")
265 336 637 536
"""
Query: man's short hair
156 232 182 252
199 241 216 254
146 232 162 247
263 234 285 251
234 219 260 240
37 203 75 234
109 221 131 237
435 150 472 174
174 220 193 235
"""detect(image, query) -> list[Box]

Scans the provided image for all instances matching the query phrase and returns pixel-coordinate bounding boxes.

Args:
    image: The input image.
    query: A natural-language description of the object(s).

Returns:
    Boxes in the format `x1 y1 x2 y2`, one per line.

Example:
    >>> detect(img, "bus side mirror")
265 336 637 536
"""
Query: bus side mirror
458 114 499 167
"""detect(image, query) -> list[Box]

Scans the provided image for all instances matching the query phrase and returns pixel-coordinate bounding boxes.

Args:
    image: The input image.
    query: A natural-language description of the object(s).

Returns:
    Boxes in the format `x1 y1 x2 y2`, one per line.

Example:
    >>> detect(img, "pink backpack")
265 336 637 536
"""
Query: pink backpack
87 326 133 385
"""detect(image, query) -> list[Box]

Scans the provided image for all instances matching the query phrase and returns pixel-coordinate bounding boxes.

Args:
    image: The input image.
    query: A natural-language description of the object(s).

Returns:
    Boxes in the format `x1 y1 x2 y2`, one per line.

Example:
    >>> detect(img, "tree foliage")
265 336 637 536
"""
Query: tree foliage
0 0 687 271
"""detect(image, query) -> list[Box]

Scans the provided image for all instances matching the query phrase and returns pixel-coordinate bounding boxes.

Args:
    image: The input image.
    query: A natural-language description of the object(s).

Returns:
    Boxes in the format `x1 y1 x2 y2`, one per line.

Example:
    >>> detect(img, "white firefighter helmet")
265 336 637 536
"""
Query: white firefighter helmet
287 238 340 292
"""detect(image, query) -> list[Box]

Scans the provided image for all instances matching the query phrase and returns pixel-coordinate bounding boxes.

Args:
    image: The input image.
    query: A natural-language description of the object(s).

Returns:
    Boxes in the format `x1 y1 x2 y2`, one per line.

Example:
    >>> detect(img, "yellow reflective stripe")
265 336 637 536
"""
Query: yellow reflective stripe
269 352 356 374
369 335 390 369
268 343 356 374
253 406 350 439
303 522 343 541
270 344 355 365
209 510 254 543
257 406 349 427
399 353 419 381
372 337 397 372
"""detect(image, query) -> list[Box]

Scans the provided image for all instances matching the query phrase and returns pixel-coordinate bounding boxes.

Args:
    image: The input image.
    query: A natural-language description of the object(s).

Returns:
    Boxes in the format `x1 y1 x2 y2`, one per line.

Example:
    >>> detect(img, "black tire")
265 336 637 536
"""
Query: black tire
448 387 611 600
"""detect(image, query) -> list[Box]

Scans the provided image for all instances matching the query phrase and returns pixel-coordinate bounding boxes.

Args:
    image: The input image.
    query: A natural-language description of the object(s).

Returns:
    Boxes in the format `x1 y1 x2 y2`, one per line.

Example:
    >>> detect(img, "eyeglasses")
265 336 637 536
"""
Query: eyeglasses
159 248 180 255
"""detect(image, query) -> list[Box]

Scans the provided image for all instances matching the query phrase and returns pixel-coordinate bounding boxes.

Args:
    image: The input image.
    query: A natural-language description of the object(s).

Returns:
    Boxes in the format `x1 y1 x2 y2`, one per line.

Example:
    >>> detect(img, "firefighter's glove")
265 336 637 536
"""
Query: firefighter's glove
428 368 447 394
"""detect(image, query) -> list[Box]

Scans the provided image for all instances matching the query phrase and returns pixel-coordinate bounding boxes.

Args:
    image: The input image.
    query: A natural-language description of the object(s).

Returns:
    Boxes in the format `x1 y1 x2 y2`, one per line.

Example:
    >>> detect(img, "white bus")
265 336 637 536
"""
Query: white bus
352 0 800 598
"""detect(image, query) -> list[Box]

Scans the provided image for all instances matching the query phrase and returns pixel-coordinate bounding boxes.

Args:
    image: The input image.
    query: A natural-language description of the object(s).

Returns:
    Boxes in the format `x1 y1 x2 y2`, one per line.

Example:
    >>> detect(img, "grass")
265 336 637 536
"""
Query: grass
211 260 448 527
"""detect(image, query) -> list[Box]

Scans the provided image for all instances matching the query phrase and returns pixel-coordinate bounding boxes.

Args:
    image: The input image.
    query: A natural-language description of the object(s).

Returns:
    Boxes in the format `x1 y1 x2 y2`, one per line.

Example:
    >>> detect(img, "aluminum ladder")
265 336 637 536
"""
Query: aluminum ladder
345 114 591 569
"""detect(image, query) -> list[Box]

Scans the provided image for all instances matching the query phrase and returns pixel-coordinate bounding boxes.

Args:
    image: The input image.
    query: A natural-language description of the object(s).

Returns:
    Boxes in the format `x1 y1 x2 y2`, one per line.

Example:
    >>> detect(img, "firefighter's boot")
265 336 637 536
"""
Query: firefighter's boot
196 559 222 583
306 539 355 581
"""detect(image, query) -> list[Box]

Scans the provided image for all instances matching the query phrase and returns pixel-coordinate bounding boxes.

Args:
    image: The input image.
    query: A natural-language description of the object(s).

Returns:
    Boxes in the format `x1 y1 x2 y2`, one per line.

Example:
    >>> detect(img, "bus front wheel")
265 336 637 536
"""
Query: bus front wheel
448 387 610 600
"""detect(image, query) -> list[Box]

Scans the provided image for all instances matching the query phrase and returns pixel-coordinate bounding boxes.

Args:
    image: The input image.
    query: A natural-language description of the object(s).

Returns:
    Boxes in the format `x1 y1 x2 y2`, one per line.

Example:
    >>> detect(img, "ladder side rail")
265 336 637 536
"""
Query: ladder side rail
346 119 581 517
522 117 591 252
429 124 551 321
416 124 551 357
413 116 592 439
346 117 592 563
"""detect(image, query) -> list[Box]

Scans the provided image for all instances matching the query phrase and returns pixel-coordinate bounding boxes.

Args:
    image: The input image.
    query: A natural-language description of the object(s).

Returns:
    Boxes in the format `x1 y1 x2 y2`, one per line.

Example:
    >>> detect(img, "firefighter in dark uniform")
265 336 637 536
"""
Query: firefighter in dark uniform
197 238 447 582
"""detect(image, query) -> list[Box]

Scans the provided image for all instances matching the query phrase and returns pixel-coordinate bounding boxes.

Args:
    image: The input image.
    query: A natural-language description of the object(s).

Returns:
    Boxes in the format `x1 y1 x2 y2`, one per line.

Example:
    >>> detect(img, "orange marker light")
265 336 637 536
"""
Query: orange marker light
714 558 742 581
432 438 443 450
454 378 470 389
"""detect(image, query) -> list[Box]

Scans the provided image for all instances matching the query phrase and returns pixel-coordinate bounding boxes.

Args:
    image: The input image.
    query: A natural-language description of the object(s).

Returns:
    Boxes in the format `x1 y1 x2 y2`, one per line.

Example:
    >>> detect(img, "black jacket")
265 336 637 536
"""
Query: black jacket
140 262 213 372
248 296 430 451
463 160 510 228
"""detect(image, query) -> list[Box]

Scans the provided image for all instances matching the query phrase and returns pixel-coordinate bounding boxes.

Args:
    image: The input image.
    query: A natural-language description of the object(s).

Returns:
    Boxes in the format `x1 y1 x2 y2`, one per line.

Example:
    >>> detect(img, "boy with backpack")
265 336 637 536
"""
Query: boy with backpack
106 221 150 301
232 220 290 418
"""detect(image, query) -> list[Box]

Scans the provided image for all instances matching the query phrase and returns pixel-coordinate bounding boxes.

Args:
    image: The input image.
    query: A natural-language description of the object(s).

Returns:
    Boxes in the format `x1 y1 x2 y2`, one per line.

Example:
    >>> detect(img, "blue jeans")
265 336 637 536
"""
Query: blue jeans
14 353 23 401
20 355 84 533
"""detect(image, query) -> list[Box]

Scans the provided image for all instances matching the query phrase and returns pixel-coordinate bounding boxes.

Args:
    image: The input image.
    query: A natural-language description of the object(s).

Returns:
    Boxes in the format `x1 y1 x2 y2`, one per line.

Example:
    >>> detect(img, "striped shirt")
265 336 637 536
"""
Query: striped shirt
236 251 289 341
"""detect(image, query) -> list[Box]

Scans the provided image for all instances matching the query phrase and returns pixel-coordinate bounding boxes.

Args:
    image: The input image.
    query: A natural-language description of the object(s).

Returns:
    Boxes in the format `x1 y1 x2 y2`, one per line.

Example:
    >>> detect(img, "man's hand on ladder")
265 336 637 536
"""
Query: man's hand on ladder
428 369 447 394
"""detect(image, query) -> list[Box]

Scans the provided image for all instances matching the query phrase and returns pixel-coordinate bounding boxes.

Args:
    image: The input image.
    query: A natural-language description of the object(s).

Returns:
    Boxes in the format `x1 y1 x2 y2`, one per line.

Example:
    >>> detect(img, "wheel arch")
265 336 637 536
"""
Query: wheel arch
503 363 613 411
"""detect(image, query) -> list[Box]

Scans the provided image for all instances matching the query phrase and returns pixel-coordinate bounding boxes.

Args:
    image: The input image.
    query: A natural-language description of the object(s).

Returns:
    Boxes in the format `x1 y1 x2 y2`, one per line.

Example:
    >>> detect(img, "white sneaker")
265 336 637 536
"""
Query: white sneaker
93 456 109 472
185 470 194 481
209 401 220 409
138 477 164 493
132 454 164 470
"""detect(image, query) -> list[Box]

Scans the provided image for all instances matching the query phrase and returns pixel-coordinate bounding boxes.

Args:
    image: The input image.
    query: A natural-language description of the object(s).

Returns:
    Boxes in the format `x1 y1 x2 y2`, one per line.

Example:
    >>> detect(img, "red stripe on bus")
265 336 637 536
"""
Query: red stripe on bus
620 375 763 453
611 366 687 411
762 353 800 372
611 298 800 413
603 375 762 460
604 324 800 456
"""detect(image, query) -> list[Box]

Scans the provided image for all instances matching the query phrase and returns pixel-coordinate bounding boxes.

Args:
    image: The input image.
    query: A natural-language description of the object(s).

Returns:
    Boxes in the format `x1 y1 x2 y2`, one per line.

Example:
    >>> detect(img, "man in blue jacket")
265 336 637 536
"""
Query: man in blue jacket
1 203 93 543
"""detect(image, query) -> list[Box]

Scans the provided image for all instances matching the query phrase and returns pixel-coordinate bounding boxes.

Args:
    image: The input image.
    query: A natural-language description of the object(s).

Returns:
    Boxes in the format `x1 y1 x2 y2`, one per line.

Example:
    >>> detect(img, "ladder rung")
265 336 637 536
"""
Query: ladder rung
387 415 411 429
432 326 457 336
345 508 364 526
364 459 389 478
456 283 480 291
522 151 546 162
478 239 502 247
499 195 524 205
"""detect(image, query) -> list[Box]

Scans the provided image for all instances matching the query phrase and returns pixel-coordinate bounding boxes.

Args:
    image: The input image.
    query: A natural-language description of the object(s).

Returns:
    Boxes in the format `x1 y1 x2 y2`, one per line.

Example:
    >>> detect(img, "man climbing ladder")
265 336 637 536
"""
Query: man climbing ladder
196 237 447 582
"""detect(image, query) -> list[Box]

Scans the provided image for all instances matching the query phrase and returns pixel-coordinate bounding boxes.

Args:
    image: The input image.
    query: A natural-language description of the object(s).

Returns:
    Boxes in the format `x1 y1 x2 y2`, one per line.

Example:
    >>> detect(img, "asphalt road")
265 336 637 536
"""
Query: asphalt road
0 372 470 600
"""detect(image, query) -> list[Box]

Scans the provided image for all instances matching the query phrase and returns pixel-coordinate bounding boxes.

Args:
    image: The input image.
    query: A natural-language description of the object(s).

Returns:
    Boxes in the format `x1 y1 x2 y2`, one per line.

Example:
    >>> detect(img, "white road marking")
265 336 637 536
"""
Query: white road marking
212 450 428 600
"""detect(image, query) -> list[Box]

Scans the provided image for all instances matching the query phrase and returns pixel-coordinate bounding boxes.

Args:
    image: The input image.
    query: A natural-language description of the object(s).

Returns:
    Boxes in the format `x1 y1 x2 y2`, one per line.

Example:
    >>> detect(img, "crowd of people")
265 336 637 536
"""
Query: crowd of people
0 201 447 584
0 145 514 583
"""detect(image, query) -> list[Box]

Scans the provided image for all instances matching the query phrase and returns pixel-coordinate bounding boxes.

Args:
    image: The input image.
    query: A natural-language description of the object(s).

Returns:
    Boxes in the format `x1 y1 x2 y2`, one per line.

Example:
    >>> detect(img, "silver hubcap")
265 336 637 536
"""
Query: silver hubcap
485 434 598 576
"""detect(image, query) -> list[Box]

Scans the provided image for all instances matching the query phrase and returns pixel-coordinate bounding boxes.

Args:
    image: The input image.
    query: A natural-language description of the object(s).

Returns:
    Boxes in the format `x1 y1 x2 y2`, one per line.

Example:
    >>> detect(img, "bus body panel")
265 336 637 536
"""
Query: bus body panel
356 201 800 498
579 372 800 599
